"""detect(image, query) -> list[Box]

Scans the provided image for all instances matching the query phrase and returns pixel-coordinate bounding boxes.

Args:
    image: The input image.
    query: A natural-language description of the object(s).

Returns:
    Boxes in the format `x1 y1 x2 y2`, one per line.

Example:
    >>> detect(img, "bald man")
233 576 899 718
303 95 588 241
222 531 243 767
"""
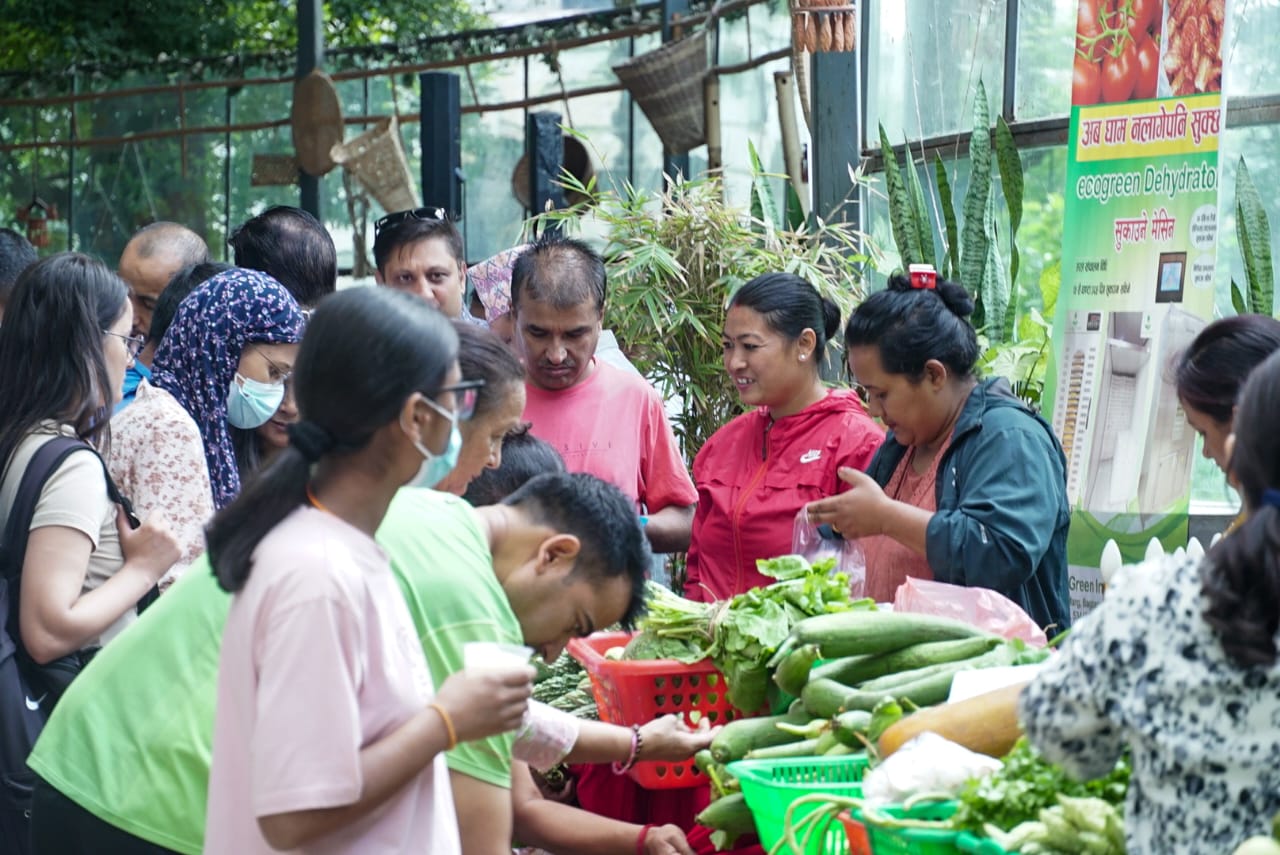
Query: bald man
118 221 209 346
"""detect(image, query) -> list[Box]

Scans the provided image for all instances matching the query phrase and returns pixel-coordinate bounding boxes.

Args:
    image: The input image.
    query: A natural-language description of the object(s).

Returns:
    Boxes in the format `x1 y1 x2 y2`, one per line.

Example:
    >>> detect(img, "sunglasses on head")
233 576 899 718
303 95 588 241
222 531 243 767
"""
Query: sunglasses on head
374 206 448 238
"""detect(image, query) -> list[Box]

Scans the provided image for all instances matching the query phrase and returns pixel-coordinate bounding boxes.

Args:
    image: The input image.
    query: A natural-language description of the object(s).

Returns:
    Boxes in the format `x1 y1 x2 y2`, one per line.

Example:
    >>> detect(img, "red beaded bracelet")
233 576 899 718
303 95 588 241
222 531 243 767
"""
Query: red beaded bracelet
635 823 656 855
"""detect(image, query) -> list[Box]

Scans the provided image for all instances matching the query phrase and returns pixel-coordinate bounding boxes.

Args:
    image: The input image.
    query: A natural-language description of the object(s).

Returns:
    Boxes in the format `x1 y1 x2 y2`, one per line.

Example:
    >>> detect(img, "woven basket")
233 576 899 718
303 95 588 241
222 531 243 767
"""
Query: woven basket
330 116 418 214
613 29 709 154
250 153 300 187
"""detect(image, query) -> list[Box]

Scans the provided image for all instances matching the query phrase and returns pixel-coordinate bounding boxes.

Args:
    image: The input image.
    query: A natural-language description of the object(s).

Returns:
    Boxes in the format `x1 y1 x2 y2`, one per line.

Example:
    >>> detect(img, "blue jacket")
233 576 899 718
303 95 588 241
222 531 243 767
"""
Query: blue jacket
865 378 1071 631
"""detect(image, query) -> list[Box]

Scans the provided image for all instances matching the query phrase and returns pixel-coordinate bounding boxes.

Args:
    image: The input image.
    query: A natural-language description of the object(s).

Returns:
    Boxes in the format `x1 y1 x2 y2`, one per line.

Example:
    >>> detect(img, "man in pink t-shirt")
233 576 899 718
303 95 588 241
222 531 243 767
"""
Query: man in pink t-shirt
511 234 696 555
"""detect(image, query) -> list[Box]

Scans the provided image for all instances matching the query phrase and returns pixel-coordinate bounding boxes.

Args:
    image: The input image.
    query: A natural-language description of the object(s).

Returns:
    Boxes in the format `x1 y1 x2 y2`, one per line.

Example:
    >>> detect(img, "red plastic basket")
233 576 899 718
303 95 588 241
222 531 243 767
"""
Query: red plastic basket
838 810 872 855
567 631 754 789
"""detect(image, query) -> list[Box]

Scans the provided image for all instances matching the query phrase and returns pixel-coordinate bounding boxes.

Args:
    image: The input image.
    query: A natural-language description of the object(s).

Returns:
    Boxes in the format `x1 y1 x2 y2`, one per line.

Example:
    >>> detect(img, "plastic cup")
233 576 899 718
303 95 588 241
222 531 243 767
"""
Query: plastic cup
463 641 534 674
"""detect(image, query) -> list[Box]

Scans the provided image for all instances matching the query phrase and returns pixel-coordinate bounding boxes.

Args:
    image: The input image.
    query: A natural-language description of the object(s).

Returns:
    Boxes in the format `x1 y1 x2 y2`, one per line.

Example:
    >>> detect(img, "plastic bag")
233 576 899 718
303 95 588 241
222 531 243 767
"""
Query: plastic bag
791 509 867 598
861 731 1002 807
893 577 1048 646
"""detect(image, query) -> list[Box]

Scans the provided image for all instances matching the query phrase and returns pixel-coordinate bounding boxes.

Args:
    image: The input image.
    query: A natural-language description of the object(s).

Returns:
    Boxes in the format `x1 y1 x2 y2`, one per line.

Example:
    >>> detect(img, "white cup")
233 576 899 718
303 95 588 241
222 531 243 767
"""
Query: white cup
463 641 534 674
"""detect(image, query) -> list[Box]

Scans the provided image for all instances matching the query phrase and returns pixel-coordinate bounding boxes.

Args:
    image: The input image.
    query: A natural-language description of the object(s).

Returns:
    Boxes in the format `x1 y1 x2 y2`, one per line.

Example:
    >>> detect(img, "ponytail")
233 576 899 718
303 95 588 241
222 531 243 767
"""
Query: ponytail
1201 505 1280 667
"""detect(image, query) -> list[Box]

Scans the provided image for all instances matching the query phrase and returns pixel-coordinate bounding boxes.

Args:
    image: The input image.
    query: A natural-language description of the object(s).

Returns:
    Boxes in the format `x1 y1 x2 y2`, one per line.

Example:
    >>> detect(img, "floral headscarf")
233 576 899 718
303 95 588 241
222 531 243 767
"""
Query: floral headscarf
151 267 305 508
468 244 529 322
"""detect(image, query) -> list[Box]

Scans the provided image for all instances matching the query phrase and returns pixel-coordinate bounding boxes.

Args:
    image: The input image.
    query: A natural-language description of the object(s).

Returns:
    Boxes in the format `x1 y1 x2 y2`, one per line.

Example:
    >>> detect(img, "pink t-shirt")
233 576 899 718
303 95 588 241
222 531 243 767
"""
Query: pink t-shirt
523 359 697 513
206 506 459 855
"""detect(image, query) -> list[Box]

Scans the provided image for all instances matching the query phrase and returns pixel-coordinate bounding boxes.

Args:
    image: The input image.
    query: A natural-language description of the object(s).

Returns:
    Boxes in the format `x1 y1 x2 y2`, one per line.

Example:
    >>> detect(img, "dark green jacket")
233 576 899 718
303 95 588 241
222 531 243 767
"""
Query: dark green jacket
866 378 1071 631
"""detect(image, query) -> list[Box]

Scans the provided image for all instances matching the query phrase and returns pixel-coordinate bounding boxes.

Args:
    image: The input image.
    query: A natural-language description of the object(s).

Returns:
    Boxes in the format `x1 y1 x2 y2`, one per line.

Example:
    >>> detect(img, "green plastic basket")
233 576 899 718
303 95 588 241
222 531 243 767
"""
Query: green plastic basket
853 800 962 855
955 831 1012 853
727 754 871 855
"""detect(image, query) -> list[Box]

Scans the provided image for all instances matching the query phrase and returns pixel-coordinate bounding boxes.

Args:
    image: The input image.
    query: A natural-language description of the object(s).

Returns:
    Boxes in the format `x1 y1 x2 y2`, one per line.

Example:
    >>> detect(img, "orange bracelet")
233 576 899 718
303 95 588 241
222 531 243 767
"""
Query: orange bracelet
428 703 457 750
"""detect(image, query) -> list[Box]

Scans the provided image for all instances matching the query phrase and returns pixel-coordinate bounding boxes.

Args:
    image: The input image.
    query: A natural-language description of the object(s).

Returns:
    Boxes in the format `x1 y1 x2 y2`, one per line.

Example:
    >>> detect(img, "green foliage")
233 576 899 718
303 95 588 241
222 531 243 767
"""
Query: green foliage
878 79 1023 346
532 144 872 462
0 0 486 74
1235 156 1275 317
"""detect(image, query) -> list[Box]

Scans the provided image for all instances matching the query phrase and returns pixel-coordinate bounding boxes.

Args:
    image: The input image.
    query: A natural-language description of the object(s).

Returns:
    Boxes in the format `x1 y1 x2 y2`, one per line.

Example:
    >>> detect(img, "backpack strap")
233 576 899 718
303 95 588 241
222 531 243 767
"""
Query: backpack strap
1 436 94 642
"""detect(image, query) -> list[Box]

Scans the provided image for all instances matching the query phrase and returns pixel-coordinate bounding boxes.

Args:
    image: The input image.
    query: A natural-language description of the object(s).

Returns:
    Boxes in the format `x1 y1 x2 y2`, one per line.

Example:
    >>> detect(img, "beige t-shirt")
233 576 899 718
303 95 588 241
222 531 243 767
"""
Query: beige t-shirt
0 423 131 647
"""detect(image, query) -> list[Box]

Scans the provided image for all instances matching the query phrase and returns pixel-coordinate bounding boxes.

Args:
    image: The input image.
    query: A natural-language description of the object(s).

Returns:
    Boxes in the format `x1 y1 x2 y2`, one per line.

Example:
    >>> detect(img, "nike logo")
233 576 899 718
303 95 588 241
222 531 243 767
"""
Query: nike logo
25 694 46 711
800 449 822 464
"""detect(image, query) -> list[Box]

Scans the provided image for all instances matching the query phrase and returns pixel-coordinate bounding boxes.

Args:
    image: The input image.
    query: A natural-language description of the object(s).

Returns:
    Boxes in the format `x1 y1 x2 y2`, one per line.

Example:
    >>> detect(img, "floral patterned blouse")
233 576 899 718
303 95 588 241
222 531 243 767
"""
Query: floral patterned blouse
108 379 215 589
1019 552 1280 854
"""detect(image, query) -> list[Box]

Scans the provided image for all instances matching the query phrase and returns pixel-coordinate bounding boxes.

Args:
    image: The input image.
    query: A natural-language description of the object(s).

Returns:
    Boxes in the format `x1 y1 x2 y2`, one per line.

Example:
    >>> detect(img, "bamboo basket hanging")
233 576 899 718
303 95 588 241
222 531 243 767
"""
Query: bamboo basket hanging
791 1 858 54
330 116 418 214
613 27 710 154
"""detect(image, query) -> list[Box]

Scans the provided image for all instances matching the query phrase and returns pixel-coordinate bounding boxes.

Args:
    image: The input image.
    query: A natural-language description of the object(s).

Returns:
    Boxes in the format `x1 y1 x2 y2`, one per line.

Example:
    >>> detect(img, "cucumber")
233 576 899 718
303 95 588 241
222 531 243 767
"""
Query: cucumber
858 644 1018 694
793 611 989 659
745 737 822 760
696 793 756 842
773 643 821 696
813 636 1002 687
709 710 811 763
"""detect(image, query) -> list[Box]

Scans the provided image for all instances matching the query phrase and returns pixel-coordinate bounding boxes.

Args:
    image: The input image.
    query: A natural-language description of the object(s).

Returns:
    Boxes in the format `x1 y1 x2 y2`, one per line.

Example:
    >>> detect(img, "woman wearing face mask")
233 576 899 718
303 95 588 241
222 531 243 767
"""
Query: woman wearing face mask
205 287 532 854
1174 314 1280 535
0 255 179 690
108 268 304 585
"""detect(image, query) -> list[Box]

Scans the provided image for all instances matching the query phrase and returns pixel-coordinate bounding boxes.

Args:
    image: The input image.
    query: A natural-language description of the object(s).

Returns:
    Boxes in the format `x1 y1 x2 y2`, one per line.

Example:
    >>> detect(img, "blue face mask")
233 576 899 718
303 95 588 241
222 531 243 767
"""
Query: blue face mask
405 398 462 490
226 373 285 429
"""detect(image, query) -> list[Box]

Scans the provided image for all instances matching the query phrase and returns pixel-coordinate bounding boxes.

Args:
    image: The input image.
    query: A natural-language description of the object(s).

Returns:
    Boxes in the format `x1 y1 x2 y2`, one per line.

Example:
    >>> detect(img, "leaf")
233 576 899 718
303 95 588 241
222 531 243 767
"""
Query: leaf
981 188 1011 343
995 116 1024 293
1236 157 1274 316
748 140 780 242
784 182 807 232
961 80 993 307
904 137 936 269
935 154 961 281
1231 279 1247 315
1040 260 1061 319
879 123 922 266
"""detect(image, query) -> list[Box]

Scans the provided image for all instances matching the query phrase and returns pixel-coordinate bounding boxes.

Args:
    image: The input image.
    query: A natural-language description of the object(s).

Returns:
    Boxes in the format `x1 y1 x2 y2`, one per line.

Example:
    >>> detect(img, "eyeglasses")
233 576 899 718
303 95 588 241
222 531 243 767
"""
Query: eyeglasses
433 378 485 422
374 206 448 238
104 330 146 360
253 345 294 391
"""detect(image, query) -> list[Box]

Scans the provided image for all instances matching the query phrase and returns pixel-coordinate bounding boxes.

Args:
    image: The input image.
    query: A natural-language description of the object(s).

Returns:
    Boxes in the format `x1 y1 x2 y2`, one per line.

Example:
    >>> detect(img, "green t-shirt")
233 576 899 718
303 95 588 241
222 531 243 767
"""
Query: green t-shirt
27 488 518 853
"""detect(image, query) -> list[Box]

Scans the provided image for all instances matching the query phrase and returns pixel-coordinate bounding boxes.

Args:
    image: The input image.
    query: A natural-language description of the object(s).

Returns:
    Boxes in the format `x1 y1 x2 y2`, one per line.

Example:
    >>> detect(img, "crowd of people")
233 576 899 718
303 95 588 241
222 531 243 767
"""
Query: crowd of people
0 204 1276 854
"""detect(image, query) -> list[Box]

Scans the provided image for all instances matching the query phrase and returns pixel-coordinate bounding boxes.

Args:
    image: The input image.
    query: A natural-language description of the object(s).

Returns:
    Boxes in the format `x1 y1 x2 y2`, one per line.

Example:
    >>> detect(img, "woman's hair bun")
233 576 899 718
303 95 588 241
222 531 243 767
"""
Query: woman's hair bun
887 270 973 318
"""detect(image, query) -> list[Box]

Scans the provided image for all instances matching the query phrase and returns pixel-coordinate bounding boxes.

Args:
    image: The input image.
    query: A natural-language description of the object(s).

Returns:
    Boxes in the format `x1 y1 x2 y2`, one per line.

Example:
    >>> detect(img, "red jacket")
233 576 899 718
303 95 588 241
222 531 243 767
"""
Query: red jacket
684 390 883 601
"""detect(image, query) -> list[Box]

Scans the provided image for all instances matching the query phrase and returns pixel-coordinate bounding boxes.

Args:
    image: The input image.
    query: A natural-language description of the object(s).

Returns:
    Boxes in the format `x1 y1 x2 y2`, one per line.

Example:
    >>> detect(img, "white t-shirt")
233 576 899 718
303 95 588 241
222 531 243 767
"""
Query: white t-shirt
205 506 460 855
0 424 131 646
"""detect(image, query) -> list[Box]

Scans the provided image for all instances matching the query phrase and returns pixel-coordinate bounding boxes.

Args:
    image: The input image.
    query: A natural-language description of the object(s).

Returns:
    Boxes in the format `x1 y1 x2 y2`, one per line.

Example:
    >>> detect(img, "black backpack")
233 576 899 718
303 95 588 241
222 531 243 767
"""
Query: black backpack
0 436 156 854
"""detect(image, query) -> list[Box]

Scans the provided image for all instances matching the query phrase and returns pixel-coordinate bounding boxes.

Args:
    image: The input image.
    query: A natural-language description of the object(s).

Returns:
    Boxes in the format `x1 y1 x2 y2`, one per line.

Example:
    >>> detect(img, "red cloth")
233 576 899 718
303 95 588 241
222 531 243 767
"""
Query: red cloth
684 390 883 601
572 764 764 855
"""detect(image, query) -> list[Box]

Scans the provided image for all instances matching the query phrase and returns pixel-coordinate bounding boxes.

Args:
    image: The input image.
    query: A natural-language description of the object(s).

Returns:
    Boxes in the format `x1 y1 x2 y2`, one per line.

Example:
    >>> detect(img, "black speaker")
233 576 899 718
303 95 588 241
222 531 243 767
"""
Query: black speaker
419 72 463 220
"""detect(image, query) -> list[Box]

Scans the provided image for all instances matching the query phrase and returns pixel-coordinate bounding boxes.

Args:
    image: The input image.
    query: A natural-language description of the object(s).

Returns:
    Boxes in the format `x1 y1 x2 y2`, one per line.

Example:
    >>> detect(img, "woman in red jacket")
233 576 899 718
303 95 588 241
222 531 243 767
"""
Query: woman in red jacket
684 272 883 601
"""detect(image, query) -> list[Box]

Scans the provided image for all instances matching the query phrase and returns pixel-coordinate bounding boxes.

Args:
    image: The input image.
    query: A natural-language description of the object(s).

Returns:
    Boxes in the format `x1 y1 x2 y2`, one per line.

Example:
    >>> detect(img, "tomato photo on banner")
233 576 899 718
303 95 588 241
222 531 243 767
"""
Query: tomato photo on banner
1046 0 1234 620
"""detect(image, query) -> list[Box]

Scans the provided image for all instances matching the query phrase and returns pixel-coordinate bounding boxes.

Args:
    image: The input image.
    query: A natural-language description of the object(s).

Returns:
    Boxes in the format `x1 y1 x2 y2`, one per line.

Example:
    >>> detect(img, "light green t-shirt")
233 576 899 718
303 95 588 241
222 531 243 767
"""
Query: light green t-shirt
27 488 516 854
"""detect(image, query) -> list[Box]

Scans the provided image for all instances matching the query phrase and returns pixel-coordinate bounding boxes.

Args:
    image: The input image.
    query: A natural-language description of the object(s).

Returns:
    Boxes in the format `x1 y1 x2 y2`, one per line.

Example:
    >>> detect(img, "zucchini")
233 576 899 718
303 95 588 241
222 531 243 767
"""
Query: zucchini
695 793 756 844
822 742 858 756
793 611 988 659
745 737 822 760
801 678 858 719
773 643 821 696
813 636 1002 687
709 710 811 763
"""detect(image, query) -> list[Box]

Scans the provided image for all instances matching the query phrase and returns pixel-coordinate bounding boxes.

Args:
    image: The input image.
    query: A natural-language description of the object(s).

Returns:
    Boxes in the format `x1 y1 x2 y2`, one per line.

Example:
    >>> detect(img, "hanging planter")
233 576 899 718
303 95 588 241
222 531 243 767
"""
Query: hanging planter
790 1 857 54
16 198 58 249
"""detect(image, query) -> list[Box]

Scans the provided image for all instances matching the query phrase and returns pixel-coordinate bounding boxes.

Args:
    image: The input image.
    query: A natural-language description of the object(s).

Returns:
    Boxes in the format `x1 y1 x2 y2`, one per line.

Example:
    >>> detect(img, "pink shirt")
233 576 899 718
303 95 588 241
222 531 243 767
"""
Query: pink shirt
523 360 697 513
206 507 459 855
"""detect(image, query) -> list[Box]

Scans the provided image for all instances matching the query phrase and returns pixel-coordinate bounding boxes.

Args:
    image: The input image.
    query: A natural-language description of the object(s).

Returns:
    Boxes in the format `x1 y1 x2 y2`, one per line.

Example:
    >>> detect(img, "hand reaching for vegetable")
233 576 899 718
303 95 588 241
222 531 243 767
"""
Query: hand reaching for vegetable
643 824 695 855
638 714 720 762
805 468 890 540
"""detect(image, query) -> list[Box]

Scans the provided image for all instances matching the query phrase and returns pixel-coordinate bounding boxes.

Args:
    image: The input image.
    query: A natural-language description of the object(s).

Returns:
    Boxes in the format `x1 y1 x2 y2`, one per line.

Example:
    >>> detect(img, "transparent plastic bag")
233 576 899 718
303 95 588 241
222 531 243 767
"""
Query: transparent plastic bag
893 577 1048 646
791 509 867 598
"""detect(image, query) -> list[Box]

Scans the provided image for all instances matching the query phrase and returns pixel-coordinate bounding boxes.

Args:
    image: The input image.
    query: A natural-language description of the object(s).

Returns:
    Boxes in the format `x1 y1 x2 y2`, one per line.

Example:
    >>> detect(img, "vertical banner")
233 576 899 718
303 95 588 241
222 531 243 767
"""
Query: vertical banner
1046 0 1231 620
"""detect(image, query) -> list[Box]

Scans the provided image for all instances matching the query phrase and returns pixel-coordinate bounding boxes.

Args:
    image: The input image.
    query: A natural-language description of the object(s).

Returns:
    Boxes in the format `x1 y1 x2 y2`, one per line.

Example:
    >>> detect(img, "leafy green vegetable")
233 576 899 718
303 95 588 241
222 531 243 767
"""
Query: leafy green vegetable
951 738 1130 835
623 556 872 711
